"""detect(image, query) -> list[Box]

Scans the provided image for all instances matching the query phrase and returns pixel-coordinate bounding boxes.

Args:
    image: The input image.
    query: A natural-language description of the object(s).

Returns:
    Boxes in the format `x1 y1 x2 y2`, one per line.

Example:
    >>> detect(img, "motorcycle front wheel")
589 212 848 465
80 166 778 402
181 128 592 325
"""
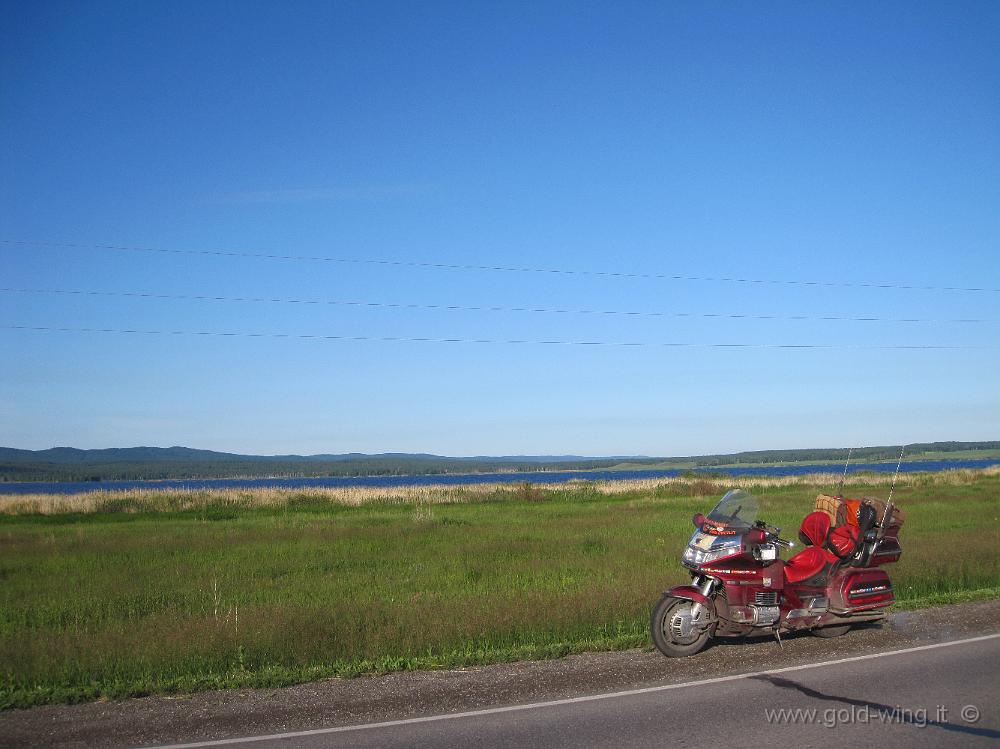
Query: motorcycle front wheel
650 594 711 657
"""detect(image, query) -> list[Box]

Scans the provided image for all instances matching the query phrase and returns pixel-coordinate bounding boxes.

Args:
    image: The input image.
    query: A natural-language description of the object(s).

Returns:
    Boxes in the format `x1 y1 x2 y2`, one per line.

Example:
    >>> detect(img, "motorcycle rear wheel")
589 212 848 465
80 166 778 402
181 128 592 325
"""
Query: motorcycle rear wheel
651 594 711 657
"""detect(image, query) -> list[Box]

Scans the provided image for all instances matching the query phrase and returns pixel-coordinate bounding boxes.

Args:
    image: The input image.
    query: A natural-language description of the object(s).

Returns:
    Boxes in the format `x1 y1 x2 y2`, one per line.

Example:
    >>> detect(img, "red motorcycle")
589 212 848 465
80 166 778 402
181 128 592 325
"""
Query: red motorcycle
651 489 904 657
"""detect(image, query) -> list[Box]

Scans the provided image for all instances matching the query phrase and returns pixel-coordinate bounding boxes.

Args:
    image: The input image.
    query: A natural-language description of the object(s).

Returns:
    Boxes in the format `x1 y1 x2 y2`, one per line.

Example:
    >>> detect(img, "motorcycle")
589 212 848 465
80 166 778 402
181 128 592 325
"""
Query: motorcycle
651 488 904 657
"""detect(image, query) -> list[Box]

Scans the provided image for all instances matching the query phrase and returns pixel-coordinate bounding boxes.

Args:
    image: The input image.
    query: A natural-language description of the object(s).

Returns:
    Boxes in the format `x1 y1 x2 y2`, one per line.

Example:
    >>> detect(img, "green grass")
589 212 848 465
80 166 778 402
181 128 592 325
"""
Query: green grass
1 475 997 708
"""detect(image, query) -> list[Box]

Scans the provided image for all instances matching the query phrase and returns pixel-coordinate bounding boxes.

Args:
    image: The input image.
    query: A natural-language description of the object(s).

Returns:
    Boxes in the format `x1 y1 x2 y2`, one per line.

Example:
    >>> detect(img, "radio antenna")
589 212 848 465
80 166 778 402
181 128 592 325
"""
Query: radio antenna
888 445 906 504
837 447 854 496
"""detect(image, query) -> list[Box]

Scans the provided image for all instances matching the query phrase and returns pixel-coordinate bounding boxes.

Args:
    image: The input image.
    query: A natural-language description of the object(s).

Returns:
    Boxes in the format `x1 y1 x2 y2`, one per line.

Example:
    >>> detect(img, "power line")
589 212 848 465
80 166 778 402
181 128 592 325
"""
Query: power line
2 325 994 350
3 239 997 293
0 287 990 325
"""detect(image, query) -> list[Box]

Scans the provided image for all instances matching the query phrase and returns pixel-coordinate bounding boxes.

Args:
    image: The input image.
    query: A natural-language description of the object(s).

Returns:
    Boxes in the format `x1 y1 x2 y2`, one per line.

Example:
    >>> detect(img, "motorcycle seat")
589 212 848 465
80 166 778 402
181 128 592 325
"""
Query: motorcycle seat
786 511 839 585
784 546 838 584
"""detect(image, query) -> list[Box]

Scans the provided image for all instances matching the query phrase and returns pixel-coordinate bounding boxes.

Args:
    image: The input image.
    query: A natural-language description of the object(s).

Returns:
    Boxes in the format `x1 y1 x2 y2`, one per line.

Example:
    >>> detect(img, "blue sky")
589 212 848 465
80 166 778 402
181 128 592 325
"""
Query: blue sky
1 1 998 456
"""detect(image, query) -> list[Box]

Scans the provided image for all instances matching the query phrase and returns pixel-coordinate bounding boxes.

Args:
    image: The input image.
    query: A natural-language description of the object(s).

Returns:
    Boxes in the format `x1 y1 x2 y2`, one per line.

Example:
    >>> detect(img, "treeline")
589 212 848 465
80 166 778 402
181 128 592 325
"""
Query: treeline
0 441 996 483
0 456 643 483
689 441 1000 467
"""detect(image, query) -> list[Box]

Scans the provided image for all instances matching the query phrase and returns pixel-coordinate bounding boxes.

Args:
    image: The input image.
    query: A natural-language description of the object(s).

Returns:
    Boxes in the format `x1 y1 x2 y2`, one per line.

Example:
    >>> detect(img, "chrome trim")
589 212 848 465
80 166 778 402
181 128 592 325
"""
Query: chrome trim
751 605 780 626
754 590 779 606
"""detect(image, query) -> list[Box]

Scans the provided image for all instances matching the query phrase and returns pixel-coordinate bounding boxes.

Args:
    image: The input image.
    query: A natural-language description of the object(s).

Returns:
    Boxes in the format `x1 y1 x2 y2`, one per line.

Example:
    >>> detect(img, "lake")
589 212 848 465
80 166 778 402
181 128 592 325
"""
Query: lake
0 458 997 495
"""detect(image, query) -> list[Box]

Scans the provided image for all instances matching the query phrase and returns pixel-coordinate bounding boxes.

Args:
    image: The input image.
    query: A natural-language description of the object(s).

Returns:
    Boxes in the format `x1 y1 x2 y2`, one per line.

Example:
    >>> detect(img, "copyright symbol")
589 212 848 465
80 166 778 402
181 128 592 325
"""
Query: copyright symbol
961 705 980 724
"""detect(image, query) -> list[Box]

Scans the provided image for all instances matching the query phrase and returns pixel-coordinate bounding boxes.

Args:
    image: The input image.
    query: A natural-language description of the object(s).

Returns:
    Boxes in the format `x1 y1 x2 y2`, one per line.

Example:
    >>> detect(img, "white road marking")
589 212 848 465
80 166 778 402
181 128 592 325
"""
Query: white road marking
139 632 1000 749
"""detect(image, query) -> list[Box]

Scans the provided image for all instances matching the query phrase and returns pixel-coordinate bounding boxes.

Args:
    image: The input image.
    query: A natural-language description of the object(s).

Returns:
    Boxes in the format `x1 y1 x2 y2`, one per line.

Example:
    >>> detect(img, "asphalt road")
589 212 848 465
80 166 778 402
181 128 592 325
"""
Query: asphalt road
2 599 998 749
145 634 1000 749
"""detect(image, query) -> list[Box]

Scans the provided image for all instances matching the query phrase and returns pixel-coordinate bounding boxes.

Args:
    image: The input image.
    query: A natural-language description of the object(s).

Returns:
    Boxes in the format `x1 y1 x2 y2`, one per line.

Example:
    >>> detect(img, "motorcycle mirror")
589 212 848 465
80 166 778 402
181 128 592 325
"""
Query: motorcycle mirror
692 513 706 527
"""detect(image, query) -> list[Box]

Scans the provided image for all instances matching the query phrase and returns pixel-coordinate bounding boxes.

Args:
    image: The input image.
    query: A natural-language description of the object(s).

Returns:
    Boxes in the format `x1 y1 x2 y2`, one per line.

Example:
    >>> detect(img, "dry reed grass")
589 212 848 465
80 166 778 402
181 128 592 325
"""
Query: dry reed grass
2 464 996 515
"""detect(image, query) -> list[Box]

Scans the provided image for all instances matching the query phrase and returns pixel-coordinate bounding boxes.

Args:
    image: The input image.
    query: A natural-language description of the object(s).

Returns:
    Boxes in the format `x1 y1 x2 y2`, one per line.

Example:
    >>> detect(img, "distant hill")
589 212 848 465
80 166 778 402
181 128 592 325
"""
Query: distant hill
0 447 659 482
0 441 996 483
0 447 638 465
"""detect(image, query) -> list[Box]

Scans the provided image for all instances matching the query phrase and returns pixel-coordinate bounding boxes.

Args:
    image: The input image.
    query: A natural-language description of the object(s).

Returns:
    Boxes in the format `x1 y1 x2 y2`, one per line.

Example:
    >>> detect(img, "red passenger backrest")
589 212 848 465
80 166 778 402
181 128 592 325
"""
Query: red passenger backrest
828 525 859 558
798 511 831 547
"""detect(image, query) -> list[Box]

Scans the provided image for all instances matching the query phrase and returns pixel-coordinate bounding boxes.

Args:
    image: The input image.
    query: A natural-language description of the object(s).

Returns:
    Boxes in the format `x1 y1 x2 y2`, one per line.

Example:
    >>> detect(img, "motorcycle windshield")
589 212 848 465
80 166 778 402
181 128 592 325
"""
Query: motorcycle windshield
706 489 758 529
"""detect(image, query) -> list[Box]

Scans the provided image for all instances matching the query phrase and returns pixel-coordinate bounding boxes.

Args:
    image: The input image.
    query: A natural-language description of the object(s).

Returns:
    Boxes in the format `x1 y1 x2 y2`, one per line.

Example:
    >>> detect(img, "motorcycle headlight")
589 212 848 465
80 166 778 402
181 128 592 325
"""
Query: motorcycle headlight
682 537 743 565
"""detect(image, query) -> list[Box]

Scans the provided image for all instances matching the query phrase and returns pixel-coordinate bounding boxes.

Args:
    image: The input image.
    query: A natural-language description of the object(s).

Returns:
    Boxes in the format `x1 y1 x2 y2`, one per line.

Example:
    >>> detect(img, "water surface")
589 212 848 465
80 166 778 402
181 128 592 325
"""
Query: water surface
1 458 996 495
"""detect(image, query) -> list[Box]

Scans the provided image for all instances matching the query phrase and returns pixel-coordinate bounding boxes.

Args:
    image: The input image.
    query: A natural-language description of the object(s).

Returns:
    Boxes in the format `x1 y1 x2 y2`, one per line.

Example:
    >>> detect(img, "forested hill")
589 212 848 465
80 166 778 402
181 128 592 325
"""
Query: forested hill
0 447 642 482
0 441 997 482
671 441 1000 467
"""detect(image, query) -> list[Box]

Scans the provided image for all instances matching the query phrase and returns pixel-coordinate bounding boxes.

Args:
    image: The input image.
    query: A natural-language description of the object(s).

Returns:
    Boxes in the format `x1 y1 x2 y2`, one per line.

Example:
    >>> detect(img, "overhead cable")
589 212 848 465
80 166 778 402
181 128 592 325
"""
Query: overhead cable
2 239 995 293
0 287 989 324
2 325 993 350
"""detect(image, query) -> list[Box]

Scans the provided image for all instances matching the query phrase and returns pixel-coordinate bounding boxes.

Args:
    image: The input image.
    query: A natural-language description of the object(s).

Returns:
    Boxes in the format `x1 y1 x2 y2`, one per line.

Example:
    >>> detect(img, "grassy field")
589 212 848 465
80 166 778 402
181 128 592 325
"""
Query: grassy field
1 469 997 708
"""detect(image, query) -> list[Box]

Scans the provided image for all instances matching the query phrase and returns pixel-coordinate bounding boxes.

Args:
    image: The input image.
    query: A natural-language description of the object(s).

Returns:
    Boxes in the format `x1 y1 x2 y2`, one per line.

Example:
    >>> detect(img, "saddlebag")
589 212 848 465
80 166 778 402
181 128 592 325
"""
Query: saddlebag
830 568 895 612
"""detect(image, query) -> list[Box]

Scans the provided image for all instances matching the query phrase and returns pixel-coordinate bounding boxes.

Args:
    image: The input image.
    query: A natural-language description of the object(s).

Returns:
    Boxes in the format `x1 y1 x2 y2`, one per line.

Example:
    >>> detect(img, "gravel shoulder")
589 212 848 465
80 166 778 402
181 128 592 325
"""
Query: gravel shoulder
2 599 998 749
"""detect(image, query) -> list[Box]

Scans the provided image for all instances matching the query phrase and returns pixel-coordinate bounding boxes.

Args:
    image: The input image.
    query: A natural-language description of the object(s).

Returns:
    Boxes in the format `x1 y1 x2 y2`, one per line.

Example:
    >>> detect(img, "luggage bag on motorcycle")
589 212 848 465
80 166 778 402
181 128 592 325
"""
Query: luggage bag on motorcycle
815 494 903 567
814 494 906 529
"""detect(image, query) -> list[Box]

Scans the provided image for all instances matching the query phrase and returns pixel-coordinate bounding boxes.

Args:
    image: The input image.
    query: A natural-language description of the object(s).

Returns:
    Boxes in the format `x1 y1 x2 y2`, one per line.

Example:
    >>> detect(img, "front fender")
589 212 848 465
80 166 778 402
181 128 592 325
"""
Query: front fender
664 584 710 607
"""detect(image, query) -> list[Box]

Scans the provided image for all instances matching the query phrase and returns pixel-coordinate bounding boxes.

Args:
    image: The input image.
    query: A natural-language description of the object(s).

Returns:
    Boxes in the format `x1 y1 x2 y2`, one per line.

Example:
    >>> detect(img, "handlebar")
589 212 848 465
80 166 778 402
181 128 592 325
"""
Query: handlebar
773 536 795 549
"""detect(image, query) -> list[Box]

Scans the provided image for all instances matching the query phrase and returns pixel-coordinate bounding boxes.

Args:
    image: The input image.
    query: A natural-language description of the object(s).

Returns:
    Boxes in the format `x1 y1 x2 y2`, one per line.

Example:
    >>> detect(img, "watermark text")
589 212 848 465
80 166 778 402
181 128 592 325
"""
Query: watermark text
763 703 981 729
